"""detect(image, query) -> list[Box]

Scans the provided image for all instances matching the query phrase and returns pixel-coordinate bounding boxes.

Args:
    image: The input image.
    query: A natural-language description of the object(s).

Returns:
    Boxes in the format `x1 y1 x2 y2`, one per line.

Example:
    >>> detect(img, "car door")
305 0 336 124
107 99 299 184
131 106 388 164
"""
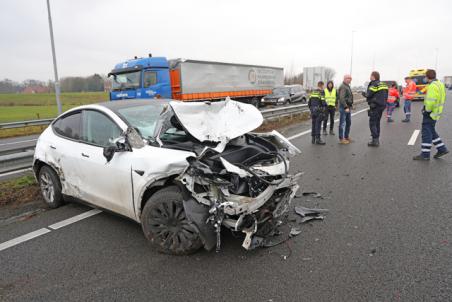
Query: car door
51 111 88 199
73 109 136 219
140 69 171 99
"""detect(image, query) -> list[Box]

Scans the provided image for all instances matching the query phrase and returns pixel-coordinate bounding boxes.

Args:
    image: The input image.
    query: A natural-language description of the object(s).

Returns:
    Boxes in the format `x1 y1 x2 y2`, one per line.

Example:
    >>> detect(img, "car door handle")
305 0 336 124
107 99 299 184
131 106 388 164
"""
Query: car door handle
81 153 90 158
50 145 56 150
134 170 144 176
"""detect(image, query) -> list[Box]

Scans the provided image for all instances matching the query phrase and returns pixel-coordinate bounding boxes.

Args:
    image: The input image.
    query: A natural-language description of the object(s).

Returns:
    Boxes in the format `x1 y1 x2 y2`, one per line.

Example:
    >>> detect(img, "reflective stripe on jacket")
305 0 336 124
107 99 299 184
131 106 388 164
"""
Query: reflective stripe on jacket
424 79 446 120
324 88 337 106
366 80 388 107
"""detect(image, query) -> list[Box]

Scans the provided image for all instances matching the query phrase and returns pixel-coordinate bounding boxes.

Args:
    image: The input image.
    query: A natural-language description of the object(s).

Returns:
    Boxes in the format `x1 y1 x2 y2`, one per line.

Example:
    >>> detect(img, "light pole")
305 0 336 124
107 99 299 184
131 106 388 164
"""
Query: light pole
350 30 355 76
46 0 62 114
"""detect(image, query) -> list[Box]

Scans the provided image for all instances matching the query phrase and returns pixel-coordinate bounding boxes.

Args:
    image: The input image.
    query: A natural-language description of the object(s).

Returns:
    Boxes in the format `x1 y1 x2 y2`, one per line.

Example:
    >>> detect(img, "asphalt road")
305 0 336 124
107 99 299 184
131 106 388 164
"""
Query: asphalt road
1 94 452 301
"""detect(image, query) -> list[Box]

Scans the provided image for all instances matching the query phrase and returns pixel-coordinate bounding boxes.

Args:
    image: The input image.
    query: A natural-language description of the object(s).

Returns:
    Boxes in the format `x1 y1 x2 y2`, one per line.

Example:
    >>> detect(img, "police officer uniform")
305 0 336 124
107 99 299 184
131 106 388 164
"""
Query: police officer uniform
308 89 327 145
365 80 388 146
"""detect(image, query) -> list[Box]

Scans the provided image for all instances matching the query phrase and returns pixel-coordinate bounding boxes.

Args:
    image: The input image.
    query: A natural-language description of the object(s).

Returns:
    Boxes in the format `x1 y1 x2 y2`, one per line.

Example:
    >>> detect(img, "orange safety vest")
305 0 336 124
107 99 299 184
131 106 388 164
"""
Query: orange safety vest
403 81 416 100
387 87 399 103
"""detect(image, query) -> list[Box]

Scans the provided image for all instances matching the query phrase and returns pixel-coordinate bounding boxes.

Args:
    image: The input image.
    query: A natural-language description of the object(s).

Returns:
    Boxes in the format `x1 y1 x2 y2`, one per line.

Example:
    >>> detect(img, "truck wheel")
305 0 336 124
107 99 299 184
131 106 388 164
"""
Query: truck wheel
141 186 203 255
38 165 64 208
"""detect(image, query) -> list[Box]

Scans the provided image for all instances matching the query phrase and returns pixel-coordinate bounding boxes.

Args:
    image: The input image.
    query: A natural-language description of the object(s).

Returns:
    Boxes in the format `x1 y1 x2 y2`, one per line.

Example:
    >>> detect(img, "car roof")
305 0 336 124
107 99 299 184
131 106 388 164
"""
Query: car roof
97 98 172 110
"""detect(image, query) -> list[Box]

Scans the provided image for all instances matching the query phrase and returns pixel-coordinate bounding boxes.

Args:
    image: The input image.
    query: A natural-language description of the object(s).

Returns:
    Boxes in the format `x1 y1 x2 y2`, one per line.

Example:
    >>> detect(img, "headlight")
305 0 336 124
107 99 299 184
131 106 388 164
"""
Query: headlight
278 97 285 102
261 98 265 102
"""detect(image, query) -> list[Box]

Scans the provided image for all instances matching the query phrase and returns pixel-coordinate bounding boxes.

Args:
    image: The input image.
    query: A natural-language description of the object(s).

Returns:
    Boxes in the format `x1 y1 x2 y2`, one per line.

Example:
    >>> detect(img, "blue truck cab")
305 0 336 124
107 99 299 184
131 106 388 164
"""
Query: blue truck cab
108 55 172 100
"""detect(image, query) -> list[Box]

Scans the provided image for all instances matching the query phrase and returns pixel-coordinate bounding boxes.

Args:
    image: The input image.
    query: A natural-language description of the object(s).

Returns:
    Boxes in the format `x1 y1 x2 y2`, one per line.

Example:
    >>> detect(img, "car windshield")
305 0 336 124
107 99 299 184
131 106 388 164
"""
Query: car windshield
116 103 167 139
272 87 290 95
411 76 427 86
111 71 141 90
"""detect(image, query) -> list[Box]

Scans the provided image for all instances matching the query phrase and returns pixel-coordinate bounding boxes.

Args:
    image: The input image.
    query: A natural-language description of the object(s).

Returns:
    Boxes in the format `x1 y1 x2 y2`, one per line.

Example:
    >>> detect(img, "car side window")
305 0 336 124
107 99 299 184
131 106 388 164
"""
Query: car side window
82 110 122 147
53 112 82 140
143 71 158 88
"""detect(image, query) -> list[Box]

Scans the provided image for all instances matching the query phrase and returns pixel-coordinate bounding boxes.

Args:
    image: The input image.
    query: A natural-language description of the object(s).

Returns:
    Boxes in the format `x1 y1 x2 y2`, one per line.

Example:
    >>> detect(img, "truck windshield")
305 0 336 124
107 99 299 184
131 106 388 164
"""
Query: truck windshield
112 71 141 90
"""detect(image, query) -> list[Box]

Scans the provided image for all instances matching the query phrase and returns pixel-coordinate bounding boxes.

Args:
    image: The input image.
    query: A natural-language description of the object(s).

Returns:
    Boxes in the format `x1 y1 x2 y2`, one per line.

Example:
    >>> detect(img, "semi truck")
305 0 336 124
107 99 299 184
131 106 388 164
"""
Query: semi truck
108 54 284 106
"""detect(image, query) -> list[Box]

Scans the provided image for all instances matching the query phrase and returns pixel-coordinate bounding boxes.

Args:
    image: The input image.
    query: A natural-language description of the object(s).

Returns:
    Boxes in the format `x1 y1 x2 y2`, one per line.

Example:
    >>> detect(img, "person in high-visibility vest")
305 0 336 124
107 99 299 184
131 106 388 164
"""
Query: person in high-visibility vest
413 69 449 160
308 81 327 145
322 81 338 135
386 83 400 122
402 76 416 122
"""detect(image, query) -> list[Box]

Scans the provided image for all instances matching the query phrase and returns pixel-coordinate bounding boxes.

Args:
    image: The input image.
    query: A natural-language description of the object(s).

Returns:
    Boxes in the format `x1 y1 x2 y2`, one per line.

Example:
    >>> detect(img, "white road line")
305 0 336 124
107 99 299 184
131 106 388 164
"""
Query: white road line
0 139 38 146
288 108 369 141
47 209 102 230
0 228 51 252
408 130 420 146
0 168 32 178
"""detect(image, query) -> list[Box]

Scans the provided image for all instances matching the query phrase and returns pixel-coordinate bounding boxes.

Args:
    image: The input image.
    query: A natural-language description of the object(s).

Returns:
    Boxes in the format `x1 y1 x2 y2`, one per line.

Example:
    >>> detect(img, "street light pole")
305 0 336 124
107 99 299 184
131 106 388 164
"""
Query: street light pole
46 0 62 114
350 30 355 76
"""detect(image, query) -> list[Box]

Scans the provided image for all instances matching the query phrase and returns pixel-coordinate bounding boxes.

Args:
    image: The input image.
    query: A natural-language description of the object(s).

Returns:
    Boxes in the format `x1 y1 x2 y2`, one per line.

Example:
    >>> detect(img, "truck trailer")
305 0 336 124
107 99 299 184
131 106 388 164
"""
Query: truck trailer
108 55 284 106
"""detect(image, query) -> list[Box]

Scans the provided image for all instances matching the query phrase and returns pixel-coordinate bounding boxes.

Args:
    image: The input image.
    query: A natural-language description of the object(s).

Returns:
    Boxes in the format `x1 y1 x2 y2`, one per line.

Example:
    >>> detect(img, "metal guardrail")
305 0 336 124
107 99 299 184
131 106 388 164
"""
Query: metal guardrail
0 118 54 129
261 103 309 119
0 150 35 174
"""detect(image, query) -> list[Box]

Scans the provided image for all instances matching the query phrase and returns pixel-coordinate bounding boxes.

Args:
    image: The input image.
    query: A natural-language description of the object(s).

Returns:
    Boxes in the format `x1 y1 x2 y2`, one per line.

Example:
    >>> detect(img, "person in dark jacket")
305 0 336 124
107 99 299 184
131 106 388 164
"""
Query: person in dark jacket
308 81 327 145
363 71 388 147
322 81 338 135
337 75 354 144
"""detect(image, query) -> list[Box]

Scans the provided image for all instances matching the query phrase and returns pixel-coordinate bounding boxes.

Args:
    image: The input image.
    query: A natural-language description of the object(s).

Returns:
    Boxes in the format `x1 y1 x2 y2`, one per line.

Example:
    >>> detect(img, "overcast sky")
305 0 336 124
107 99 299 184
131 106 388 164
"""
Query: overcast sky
1 0 451 86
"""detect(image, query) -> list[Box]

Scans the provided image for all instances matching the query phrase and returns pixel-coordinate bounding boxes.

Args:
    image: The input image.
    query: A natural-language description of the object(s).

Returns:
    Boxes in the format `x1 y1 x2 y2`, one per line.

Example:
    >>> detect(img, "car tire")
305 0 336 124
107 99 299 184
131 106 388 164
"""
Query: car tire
141 186 203 255
38 165 64 209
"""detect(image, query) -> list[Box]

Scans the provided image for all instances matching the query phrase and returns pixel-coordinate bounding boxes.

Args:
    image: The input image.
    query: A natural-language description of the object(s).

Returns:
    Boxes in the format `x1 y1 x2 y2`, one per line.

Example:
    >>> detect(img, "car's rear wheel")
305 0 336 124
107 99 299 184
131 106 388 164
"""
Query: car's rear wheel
141 186 203 255
38 165 64 208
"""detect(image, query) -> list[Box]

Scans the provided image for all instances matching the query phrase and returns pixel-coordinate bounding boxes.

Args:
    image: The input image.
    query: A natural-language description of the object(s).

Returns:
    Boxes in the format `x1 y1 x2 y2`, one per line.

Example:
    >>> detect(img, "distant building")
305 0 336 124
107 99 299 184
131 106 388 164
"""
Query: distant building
22 86 50 94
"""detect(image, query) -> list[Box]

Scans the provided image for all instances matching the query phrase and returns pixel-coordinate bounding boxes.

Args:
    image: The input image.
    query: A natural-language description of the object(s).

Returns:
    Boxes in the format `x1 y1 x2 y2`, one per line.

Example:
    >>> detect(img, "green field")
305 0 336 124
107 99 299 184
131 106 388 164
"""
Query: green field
0 92 108 123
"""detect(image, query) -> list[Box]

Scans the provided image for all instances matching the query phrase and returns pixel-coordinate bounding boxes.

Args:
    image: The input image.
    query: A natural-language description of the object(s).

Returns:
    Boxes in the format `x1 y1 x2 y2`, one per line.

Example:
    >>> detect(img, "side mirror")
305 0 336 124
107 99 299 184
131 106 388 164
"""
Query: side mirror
103 136 130 162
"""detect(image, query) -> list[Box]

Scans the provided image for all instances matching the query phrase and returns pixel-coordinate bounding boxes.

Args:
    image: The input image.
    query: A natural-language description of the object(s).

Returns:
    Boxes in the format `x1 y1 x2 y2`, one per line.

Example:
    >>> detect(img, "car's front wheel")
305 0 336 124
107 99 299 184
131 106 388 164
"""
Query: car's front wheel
38 165 64 208
141 186 203 255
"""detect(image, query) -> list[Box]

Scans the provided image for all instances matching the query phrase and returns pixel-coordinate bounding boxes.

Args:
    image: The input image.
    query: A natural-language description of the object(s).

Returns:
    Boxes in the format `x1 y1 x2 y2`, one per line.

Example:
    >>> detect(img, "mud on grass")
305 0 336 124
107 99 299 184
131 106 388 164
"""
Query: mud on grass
0 175 42 207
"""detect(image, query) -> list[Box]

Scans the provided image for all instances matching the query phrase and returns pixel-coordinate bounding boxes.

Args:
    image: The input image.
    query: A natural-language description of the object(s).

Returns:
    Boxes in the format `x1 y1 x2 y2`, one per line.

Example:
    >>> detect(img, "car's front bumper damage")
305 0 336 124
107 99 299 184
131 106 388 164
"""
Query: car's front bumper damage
179 159 301 252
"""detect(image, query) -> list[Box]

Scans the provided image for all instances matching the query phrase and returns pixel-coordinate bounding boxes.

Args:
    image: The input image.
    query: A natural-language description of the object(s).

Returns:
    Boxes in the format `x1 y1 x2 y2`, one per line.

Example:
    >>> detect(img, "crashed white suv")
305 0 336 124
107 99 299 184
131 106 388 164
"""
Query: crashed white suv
33 98 301 254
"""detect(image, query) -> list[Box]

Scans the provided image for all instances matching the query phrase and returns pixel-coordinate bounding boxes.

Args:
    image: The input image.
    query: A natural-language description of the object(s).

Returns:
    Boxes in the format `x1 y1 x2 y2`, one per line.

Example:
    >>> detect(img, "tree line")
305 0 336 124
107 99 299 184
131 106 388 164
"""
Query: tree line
0 74 108 93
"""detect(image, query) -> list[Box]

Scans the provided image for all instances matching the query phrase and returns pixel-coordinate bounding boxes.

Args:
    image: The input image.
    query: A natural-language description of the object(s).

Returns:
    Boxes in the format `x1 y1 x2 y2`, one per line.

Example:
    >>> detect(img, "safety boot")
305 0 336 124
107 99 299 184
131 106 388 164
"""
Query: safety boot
323 129 328 135
368 138 379 147
434 150 449 159
413 154 430 161
329 129 335 135
315 136 326 145
401 118 410 123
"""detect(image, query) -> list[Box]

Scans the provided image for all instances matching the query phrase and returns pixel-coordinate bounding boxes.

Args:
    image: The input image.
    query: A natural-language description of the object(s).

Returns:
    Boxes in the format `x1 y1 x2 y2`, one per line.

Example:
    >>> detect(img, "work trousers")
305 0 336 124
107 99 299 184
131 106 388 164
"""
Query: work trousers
322 106 336 131
421 113 448 158
369 106 384 139
404 100 412 120
386 102 396 119
311 111 322 137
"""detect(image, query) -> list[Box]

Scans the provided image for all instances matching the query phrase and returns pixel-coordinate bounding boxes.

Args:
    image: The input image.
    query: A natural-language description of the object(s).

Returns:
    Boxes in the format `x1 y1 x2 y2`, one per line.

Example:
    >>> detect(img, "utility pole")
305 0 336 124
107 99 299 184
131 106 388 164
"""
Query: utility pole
46 0 62 114
372 52 375 71
350 30 355 76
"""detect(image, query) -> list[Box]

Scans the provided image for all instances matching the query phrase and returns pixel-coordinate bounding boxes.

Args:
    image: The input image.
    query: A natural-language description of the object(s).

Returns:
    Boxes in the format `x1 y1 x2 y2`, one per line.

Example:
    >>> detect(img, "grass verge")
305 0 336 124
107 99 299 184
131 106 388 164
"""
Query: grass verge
0 175 41 207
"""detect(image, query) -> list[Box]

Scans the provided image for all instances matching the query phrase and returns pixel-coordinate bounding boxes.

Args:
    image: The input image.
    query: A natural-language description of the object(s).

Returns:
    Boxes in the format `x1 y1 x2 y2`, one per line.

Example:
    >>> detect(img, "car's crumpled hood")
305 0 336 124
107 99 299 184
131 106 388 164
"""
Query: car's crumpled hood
169 97 263 144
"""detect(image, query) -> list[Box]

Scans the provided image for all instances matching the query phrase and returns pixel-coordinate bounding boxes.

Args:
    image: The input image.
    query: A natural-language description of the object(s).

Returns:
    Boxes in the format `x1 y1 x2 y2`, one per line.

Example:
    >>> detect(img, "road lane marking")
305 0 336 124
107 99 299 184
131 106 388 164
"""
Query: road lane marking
408 130 420 146
0 209 102 252
288 108 368 141
0 228 51 252
0 139 38 146
48 209 102 230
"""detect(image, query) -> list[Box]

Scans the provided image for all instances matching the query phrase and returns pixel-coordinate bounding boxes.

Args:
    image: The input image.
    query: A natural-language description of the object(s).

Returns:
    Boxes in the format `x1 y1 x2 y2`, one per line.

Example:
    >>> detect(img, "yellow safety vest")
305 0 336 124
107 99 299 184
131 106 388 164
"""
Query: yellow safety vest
424 80 446 121
324 88 337 106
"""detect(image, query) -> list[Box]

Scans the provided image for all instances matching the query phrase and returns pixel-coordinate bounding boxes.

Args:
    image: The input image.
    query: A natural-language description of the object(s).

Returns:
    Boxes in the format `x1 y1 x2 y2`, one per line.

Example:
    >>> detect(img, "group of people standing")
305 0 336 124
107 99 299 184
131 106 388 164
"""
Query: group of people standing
307 69 448 159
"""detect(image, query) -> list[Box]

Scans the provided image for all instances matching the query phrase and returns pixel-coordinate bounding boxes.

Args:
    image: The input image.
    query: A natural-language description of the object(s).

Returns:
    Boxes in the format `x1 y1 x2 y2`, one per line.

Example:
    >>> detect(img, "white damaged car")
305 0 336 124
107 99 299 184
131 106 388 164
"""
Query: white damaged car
33 98 301 254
